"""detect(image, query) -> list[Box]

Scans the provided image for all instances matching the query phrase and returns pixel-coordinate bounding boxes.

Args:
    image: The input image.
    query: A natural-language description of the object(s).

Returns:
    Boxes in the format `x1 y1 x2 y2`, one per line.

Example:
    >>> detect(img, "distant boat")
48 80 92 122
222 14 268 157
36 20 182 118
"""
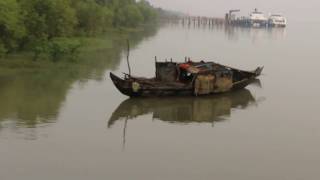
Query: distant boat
249 8 268 27
110 59 263 97
268 14 287 27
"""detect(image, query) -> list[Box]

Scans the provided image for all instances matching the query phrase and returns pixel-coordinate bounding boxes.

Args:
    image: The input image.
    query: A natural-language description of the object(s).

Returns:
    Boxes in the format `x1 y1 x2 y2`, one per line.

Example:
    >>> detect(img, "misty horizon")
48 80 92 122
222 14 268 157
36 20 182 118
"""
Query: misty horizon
148 0 319 22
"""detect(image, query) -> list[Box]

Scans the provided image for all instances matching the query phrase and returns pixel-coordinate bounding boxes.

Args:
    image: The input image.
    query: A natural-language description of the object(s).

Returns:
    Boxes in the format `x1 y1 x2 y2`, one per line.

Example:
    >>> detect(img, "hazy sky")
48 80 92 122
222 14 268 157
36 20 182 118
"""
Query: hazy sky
148 0 319 22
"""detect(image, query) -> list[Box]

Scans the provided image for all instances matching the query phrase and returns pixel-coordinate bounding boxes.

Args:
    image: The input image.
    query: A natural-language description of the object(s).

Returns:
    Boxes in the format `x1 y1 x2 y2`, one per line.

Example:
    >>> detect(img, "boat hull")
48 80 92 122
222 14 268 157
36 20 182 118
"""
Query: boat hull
110 72 193 97
250 19 268 28
268 23 286 28
110 71 261 97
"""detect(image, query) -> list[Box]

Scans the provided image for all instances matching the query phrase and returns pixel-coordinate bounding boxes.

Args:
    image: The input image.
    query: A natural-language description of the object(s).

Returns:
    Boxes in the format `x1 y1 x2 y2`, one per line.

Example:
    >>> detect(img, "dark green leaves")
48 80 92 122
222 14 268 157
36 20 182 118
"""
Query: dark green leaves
0 0 158 59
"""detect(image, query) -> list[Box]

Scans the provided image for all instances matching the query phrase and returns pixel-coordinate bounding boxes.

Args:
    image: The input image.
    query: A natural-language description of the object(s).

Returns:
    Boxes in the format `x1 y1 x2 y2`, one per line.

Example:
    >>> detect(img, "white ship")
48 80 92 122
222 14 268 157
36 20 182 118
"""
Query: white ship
268 14 287 27
249 8 268 27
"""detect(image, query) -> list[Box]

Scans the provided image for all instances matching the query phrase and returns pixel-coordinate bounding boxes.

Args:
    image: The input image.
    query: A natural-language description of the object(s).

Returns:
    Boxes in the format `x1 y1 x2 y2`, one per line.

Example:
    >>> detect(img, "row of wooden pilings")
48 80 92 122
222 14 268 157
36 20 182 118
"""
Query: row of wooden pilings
161 16 226 26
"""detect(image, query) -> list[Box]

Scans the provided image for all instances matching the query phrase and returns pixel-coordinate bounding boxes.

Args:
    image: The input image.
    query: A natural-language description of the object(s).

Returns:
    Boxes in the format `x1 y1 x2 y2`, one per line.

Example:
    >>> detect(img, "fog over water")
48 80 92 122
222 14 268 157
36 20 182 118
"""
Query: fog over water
1 1 320 179
149 0 319 22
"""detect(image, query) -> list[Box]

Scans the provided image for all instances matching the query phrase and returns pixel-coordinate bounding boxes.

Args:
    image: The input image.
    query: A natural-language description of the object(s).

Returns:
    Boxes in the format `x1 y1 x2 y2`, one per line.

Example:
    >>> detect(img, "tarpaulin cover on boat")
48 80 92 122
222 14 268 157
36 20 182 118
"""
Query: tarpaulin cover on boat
194 73 233 95
194 75 215 95
214 76 233 92
179 63 200 74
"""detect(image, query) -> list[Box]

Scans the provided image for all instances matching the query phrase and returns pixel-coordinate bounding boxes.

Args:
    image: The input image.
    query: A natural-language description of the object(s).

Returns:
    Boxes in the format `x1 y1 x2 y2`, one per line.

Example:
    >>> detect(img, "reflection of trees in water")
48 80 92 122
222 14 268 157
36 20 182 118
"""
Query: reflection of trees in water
0 73 69 128
108 89 258 127
0 26 159 130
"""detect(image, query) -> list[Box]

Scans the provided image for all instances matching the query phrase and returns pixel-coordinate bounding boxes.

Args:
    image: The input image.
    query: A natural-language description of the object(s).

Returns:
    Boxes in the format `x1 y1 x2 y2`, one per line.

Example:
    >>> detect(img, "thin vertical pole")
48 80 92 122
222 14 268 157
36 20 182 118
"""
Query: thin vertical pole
126 39 131 76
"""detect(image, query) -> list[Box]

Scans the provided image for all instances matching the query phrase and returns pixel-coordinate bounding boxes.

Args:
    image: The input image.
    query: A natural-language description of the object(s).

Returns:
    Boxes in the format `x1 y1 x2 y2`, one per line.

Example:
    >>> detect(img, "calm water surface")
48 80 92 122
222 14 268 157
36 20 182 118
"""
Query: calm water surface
1 22 320 180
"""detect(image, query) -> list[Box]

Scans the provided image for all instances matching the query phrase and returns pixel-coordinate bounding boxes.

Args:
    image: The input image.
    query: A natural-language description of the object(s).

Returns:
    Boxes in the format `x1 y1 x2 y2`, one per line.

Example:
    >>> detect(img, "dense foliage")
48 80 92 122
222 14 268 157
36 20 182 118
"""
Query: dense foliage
0 0 158 56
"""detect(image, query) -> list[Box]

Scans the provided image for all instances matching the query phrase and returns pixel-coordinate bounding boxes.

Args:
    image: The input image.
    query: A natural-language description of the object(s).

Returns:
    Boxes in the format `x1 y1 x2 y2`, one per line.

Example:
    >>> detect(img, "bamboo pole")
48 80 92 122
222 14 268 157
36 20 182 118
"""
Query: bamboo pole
126 39 131 76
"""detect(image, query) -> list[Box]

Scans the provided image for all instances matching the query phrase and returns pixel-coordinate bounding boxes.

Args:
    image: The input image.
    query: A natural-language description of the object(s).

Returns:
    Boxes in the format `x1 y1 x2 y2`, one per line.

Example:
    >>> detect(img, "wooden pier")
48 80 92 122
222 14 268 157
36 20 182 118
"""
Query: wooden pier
161 16 226 27
161 9 286 28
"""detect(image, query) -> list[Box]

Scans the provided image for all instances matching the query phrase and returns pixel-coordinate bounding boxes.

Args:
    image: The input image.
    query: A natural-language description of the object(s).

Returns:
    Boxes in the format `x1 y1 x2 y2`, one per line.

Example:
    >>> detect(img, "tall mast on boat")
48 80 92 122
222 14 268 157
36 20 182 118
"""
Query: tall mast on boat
126 39 131 77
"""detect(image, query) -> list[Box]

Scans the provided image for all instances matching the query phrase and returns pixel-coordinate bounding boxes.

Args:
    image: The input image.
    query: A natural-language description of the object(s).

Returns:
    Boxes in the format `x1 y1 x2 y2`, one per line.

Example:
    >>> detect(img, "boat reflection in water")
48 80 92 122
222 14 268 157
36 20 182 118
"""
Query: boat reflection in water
108 88 260 128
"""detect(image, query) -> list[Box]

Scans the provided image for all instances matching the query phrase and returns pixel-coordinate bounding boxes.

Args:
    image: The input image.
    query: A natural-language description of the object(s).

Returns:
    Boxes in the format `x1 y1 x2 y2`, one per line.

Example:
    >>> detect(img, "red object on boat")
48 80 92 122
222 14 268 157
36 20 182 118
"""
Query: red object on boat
179 63 190 70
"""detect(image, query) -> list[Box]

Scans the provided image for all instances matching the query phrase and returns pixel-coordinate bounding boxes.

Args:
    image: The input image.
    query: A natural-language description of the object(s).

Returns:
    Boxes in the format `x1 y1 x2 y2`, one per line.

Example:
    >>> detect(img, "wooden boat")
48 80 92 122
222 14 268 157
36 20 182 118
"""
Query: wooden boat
110 60 263 97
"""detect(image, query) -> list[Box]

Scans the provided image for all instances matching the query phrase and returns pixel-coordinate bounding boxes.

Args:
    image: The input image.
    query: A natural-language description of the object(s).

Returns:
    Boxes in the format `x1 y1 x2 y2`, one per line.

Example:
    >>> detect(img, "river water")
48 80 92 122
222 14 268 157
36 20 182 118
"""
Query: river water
1 21 320 180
